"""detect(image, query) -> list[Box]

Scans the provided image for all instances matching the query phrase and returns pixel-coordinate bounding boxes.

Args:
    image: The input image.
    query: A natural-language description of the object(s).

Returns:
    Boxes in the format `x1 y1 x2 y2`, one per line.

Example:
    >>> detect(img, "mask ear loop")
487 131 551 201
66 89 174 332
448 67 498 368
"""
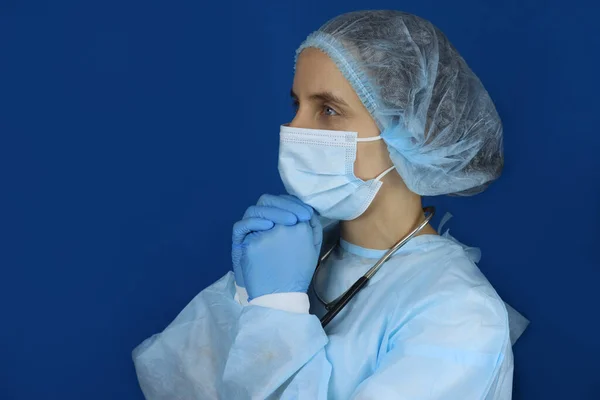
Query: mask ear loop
356 135 383 142
374 165 396 182
354 135 395 182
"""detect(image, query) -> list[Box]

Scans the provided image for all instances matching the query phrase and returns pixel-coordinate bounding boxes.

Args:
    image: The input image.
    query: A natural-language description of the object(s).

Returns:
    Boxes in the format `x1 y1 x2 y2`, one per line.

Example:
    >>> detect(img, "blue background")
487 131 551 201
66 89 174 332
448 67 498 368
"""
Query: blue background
1 0 599 398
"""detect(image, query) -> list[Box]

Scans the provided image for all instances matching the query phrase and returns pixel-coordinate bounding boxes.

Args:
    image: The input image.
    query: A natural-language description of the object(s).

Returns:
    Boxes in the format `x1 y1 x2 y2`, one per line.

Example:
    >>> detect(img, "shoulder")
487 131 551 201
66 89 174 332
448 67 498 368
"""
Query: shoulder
388 236 510 353
378 238 512 400
392 235 505 305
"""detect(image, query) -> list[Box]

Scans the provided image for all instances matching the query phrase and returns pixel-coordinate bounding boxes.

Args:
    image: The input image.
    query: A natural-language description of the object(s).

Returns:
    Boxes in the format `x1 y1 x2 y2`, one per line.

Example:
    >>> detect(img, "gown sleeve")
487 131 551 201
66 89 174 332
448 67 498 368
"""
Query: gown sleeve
132 272 333 399
347 288 512 399
133 272 511 399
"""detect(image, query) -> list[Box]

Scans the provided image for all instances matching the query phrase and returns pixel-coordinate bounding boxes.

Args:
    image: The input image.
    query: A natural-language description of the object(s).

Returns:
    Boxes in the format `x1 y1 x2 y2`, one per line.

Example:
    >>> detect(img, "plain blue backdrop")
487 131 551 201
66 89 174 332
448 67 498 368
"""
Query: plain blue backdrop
1 0 599 398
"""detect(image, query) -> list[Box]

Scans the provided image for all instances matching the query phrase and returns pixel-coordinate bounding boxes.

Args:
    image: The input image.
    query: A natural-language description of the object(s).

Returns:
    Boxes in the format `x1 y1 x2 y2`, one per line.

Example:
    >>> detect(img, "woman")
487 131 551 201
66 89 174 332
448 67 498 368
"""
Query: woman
133 10 515 399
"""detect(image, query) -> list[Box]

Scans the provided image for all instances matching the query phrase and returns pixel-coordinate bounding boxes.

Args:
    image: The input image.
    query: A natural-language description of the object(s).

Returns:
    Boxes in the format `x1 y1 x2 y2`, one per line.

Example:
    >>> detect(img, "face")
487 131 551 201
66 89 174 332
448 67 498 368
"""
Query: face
289 48 393 181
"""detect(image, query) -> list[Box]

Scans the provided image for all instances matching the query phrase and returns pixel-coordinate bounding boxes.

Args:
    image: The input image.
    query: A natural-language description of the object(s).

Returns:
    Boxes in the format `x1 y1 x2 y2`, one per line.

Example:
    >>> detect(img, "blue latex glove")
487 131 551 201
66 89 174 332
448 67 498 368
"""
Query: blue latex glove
231 195 314 288
231 218 272 288
233 194 323 300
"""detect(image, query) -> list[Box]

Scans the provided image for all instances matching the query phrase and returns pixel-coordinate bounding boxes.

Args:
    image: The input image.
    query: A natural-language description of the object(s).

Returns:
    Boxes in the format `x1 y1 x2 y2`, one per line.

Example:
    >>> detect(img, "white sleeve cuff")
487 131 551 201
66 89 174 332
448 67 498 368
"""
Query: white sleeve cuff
249 292 310 314
234 284 249 306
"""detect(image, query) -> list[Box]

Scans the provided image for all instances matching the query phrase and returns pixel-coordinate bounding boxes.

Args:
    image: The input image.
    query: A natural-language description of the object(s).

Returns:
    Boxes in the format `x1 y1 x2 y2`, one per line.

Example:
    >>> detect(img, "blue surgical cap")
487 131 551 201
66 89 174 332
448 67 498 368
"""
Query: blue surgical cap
296 10 503 196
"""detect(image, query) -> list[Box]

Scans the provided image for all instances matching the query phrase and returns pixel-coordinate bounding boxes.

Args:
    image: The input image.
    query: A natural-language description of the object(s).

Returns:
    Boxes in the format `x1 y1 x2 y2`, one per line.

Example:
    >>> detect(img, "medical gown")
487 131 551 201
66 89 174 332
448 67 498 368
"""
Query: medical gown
133 233 516 399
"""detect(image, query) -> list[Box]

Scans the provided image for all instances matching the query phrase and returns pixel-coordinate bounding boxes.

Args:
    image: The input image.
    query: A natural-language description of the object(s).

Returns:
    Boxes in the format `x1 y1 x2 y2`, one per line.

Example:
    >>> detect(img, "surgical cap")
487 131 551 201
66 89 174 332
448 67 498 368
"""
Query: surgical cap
296 10 503 196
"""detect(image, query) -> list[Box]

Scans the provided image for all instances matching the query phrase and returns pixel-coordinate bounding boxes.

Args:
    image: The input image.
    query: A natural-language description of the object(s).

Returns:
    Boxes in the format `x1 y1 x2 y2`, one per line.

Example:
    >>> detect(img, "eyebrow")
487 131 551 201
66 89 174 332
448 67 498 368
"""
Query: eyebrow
290 89 350 109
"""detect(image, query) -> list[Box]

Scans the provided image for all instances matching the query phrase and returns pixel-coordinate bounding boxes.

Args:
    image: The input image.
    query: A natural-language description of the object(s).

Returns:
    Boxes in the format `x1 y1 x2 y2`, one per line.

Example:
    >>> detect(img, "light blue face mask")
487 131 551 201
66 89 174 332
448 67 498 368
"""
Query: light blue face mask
278 125 395 221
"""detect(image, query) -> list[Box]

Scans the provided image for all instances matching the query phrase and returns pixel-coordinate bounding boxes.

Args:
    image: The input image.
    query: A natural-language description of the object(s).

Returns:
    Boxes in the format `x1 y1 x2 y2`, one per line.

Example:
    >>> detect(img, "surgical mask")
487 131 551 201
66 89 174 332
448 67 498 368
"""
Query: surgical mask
278 125 395 221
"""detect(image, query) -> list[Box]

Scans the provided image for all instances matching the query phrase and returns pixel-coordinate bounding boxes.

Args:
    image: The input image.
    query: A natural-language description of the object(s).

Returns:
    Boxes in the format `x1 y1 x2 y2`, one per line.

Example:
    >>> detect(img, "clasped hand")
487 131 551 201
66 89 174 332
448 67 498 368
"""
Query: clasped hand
231 194 323 300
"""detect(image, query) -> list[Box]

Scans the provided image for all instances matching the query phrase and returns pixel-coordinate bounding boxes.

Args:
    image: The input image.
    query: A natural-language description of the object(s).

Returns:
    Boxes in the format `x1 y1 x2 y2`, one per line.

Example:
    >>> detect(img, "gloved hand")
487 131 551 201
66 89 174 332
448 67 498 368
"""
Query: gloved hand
231 194 315 288
232 194 323 300
231 217 271 288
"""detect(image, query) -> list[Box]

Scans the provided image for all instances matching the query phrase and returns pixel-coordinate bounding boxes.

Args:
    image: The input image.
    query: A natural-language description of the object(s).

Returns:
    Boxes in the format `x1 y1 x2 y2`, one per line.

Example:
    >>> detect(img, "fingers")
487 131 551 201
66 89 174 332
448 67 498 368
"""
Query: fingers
232 262 245 288
257 194 313 222
232 217 274 246
279 195 314 216
309 213 323 247
243 205 298 226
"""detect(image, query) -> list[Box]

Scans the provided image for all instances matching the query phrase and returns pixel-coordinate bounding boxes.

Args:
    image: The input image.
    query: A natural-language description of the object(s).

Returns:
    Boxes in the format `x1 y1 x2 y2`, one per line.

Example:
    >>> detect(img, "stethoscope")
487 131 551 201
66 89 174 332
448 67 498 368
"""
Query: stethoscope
312 206 436 328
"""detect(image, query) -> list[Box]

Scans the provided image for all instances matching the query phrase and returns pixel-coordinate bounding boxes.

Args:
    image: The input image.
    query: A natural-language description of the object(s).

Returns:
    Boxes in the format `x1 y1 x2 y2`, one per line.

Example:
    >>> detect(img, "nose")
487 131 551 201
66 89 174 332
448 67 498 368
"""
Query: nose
288 113 305 129
288 108 318 130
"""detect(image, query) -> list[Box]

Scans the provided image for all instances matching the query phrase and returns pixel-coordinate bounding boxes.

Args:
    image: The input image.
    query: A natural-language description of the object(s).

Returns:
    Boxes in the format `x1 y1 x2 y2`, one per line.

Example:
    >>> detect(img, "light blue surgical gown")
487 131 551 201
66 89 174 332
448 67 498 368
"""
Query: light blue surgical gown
133 232 516 399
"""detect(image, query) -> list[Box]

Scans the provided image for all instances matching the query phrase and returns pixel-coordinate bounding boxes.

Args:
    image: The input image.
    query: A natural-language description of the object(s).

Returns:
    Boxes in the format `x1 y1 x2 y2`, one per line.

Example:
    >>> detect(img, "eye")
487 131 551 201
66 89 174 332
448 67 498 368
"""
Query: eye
322 105 339 117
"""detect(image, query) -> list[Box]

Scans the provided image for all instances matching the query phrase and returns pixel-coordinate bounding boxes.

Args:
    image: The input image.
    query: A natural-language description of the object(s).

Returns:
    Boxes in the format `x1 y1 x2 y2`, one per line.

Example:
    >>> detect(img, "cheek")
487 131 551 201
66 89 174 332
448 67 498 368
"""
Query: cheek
353 141 393 180
319 116 347 131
